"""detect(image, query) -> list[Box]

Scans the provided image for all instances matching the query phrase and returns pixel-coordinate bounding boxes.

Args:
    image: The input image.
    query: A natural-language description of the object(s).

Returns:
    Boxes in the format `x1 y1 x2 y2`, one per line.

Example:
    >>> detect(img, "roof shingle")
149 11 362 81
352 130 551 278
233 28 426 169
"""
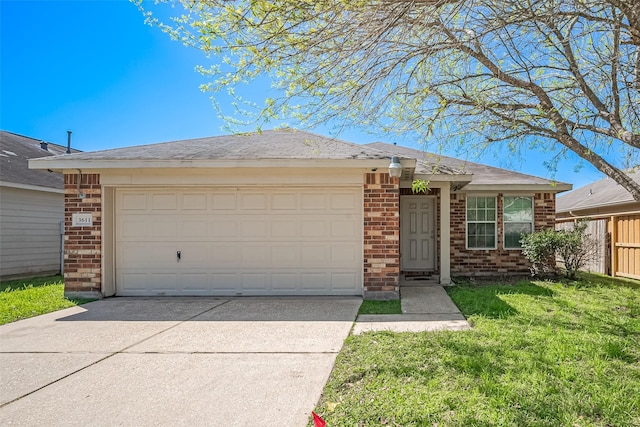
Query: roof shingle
556 169 640 212
33 129 391 162
0 131 71 189
367 142 561 186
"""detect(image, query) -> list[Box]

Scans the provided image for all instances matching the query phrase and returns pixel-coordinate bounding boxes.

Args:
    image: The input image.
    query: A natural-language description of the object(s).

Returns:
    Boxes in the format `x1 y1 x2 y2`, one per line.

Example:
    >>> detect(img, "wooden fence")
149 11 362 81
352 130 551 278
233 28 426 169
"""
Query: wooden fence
612 214 640 279
556 213 640 280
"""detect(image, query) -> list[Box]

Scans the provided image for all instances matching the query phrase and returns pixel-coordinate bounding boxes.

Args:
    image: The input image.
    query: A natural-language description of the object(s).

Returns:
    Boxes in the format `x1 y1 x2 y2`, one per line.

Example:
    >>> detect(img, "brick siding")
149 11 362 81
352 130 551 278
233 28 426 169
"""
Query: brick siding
450 192 556 275
64 173 102 296
363 173 400 297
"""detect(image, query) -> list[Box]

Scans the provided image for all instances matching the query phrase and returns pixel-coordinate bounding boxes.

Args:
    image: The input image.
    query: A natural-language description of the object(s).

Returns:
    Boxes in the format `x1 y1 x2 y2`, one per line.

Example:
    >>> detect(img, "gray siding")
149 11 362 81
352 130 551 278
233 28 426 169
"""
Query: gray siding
0 186 63 279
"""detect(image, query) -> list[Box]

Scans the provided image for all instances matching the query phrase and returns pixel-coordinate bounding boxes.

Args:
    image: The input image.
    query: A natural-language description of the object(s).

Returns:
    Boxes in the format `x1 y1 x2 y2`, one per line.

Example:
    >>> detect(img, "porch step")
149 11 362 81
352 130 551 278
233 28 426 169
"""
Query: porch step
401 274 440 287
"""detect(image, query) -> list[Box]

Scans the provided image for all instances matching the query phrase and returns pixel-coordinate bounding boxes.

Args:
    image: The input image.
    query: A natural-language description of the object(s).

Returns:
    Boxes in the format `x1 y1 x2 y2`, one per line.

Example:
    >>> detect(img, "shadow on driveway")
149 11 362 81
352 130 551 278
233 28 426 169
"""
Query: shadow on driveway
55 297 362 322
0 297 361 426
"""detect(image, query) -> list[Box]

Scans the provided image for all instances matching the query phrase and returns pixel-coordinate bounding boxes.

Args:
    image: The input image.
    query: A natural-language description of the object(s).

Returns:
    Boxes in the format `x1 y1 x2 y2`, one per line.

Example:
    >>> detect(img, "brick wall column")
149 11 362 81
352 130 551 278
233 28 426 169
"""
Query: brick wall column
64 173 102 298
535 192 556 230
363 173 400 299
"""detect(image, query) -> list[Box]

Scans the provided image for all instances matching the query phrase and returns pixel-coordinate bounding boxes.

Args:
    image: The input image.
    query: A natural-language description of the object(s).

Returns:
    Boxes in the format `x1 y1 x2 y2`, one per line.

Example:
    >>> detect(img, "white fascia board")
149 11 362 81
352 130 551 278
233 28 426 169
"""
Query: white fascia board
0 180 64 194
463 183 573 192
29 157 412 171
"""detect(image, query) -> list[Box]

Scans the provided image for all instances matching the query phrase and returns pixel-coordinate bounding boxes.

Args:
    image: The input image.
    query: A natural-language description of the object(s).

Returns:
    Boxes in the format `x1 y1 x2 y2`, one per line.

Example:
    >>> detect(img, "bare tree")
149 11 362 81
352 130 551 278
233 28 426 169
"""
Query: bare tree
138 0 640 199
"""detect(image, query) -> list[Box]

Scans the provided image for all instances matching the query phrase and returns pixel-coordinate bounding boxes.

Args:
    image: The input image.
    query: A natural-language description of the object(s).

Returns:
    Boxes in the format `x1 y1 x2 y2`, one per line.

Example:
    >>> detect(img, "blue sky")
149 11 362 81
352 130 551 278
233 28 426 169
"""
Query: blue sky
0 0 609 189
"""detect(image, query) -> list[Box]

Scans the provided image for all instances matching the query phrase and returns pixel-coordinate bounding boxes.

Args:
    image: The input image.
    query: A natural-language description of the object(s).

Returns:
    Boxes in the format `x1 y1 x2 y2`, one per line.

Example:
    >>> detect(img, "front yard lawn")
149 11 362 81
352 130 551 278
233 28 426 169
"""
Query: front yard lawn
314 274 640 426
0 275 94 325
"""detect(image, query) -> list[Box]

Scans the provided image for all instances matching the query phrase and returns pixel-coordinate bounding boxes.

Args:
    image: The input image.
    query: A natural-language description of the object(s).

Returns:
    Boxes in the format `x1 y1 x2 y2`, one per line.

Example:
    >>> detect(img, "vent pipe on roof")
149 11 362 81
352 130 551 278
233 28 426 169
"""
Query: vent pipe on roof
40 141 48 151
66 130 72 154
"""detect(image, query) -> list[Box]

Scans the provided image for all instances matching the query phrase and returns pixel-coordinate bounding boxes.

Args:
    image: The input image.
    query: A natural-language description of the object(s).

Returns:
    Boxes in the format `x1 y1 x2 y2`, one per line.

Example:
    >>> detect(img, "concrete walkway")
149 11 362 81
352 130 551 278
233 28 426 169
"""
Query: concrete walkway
0 297 360 426
353 286 470 334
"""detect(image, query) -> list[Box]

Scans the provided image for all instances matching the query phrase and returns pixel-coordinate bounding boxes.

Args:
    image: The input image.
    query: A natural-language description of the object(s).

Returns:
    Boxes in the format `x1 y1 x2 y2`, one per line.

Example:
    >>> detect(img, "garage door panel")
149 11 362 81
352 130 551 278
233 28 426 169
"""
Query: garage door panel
209 273 239 292
211 193 237 210
271 246 298 264
119 273 148 293
182 274 209 292
151 221 177 238
239 193 267 210
301 221 326 237
121 193 148 210
271 193 297 209
178 247 210 266
331 273 359 290
151 273 180 291
299 246 327 265
240 273 268 291
241 246 269 267
151 193 177 210
210 220 237 238
119 245 158 267
300 194 327 210
116 187 362 296
331 193 359 210
271 273 299 291
300 273 327 290
331 245 359 264
120 220 148 239
182 193 207 210
209 246 240 263
331 220 358 237
182 220 207 237
240 221 268 237
271 221 297 237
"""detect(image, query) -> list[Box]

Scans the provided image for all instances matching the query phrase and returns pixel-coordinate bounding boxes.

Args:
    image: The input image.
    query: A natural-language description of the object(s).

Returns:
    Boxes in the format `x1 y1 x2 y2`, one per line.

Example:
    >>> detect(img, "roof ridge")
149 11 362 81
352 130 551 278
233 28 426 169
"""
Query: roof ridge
0 130 74 152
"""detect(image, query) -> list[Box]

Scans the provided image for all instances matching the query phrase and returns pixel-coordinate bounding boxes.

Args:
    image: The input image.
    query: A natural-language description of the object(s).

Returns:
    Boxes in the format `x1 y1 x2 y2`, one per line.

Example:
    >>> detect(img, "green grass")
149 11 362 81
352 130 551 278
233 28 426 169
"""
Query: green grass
313 275 640 426
358 299 402 315
0 275 94 325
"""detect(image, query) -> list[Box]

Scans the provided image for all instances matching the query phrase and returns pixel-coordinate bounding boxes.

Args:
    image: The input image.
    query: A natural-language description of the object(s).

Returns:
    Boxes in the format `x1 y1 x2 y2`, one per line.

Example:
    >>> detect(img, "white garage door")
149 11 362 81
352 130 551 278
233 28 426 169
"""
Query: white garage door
115 187 362 296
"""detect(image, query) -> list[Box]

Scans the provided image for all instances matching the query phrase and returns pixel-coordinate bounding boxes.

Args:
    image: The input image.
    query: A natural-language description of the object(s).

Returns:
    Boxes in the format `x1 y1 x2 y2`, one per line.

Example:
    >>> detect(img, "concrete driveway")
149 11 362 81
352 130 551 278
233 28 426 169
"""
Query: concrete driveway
0 297 361 426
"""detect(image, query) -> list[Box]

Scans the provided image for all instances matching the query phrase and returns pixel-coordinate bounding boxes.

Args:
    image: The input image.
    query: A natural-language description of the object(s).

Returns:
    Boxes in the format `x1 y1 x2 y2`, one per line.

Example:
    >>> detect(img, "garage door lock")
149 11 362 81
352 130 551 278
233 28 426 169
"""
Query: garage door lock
177 251 181 262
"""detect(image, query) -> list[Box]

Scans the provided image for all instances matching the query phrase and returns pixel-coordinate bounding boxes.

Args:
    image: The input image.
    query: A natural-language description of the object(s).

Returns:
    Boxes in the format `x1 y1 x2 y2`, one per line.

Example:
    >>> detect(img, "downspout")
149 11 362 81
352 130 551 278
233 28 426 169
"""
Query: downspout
60 220 64 275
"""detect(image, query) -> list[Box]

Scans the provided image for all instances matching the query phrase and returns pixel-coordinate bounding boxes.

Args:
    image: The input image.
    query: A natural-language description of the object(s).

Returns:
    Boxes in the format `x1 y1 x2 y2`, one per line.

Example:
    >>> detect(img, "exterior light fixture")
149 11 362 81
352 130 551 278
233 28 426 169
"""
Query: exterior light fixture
388 156 402 178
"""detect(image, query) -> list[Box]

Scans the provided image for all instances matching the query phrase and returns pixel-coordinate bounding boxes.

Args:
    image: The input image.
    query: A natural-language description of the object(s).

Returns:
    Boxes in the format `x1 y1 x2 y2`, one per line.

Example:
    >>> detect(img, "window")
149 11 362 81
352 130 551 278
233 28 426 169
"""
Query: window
503 196 534 249
466 196 497 249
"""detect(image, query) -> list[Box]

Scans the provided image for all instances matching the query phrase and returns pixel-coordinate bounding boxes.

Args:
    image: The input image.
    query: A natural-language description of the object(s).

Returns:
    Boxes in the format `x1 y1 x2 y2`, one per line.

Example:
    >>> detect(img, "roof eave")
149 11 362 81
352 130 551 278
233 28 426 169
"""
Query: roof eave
557 198 638 213
29 157 417 172
0 180 64 193
463 183 573 192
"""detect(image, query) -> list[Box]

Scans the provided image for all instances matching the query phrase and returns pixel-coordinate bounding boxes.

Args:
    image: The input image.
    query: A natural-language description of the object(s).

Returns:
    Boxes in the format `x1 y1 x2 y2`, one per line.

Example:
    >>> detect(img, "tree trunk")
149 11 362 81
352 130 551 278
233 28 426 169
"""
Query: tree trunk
558 133 640 201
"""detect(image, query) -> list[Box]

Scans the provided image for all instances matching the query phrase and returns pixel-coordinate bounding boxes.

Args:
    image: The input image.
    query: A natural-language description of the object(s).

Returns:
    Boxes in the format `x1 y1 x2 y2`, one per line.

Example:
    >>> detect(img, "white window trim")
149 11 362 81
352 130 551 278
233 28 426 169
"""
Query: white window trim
465 195 498 250
503 195 534 250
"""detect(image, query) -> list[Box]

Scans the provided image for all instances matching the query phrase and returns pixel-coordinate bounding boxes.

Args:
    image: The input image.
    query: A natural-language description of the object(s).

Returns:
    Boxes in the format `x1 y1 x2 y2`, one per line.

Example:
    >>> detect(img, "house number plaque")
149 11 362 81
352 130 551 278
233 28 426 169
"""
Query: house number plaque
72 213 93 227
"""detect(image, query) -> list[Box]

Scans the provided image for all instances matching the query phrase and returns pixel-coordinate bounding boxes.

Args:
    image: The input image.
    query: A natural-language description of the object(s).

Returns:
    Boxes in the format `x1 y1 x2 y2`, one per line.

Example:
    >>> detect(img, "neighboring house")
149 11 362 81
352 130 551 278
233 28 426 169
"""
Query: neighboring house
0 131 71 279
556 170 640 279
29 129 571 299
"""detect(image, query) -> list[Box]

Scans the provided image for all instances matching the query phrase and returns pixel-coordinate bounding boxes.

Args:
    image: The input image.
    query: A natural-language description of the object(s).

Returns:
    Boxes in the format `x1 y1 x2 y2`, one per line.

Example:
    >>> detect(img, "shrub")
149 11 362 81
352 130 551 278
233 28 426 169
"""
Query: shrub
520 228 561 276
521 220 596 279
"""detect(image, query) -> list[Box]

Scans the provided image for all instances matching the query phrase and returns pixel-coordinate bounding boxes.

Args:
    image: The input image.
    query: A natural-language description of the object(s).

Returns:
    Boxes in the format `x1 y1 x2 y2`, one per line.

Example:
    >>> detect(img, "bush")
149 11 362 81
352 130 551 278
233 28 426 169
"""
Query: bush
520 228 561 276
521 220 595 279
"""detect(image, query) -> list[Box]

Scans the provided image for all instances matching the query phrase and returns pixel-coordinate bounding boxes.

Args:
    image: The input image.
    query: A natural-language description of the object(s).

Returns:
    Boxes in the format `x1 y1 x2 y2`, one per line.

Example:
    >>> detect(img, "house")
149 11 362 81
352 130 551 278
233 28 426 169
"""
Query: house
556 170 640 279
29 129 571 299
0 131 71 279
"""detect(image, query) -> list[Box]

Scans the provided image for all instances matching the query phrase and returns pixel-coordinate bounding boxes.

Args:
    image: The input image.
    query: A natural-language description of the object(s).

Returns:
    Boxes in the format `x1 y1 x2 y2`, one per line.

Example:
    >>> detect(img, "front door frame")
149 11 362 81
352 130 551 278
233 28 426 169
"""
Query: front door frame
400 195 437 271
